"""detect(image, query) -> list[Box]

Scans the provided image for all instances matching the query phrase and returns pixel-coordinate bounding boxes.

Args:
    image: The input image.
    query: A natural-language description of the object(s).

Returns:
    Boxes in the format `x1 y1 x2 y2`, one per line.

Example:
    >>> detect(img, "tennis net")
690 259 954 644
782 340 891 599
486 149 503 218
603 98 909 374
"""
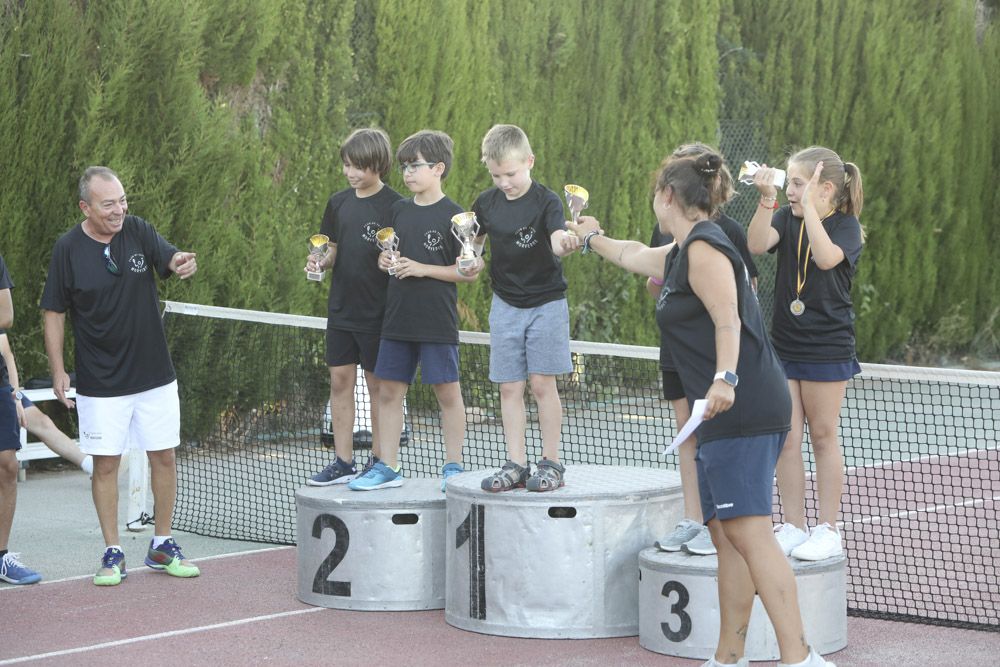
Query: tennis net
162 301 999 631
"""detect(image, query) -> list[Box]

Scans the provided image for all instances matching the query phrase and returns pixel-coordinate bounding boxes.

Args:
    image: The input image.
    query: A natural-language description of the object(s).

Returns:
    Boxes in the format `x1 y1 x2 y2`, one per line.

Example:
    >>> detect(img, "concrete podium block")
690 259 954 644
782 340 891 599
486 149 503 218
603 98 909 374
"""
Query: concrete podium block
296 479 446 610
445 465 683 638
638 547 847 660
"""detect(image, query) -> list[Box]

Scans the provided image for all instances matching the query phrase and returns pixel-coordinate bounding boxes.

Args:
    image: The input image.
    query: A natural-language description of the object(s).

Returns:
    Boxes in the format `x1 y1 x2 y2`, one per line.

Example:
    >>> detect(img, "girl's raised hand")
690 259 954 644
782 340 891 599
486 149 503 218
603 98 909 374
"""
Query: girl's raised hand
801 161 824 214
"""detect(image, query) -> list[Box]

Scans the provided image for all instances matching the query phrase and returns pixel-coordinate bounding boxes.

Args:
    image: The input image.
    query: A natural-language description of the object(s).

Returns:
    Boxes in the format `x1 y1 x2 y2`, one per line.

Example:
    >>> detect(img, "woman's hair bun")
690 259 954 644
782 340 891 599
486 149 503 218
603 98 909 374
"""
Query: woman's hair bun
695 152 722 176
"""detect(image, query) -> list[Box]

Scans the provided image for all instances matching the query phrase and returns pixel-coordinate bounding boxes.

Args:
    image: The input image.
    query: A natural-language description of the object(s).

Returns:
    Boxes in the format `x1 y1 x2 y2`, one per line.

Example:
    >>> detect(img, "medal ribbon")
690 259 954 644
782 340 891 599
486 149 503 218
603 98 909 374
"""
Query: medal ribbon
794 209 835 302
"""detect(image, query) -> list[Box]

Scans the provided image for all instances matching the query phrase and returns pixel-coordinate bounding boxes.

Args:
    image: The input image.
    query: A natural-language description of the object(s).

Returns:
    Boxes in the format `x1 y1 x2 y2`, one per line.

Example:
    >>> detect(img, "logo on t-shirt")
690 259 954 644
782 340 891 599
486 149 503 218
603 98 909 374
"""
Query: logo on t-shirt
656 284 671 311
514 226 538 249
362 221 380 244
128 254 147 273
423 230 445 252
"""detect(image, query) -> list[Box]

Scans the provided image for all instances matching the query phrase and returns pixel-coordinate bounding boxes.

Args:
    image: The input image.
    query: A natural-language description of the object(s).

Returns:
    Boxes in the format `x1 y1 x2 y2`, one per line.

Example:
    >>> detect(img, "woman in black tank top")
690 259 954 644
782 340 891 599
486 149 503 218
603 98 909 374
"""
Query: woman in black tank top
570 150 830 667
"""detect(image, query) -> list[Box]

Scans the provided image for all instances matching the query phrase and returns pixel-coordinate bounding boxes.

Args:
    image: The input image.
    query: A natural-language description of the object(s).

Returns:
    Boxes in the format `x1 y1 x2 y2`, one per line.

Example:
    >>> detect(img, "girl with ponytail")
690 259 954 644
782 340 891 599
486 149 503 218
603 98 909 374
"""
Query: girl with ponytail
747 146 864 565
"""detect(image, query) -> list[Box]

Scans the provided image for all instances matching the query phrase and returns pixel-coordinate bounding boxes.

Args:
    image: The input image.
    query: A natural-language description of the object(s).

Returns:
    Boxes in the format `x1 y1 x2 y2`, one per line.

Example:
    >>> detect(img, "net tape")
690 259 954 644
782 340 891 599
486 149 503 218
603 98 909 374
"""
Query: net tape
163 301 998 631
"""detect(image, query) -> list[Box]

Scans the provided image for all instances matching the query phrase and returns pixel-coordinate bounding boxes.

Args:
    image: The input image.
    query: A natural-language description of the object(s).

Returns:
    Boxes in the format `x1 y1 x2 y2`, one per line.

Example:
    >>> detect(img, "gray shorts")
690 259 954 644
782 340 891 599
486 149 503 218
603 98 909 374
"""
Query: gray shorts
488 294 573 383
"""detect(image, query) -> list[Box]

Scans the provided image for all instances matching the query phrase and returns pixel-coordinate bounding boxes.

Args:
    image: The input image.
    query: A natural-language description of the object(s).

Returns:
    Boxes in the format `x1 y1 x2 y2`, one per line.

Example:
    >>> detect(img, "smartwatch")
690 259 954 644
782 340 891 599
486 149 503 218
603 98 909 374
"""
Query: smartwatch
12 389 24 401
713 371 739 387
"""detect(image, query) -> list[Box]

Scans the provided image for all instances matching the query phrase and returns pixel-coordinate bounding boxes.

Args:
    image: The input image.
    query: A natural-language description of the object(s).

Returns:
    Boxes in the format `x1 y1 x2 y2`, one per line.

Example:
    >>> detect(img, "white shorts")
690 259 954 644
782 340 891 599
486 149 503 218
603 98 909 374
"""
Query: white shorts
77 381 180 456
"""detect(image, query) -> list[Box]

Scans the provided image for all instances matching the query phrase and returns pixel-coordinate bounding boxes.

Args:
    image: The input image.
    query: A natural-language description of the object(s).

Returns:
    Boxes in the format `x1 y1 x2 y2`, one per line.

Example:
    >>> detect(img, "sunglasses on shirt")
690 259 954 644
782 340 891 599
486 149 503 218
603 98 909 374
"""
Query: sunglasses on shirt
103 244 121 276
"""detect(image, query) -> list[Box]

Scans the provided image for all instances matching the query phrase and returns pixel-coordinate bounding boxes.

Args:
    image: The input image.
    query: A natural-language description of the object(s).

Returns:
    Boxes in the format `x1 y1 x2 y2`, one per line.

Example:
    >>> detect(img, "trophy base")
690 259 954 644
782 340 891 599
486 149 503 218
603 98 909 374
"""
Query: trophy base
388 267 397 276
457 256 478 271
306 270 325 281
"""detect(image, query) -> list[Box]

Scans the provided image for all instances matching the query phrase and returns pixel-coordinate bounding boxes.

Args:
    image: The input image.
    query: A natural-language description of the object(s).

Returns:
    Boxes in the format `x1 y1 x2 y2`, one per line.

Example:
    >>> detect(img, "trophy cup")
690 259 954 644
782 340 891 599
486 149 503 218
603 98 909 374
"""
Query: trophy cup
738 161 786 188
306 234 330 281
375 227 400 275
450 212 481 271
564 184 590 238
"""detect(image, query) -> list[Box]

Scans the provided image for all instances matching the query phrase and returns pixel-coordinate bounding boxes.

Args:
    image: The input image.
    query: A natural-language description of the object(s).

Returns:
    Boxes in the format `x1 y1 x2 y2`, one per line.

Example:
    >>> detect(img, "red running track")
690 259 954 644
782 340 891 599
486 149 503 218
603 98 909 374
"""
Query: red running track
3 546 997 666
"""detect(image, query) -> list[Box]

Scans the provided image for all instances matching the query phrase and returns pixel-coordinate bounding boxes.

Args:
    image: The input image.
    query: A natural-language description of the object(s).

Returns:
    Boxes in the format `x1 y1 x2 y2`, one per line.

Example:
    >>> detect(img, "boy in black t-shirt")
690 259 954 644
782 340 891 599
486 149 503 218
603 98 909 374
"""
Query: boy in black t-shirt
471 125 580 492
0 254 42 585
349 130 483 491
305 128 404 487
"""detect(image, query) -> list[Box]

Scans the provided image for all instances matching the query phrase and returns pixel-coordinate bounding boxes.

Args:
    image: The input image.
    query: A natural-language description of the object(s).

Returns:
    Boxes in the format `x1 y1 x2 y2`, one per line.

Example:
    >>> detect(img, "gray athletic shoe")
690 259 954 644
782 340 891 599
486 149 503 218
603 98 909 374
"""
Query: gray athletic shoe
655 518 702 552
682 525 718 555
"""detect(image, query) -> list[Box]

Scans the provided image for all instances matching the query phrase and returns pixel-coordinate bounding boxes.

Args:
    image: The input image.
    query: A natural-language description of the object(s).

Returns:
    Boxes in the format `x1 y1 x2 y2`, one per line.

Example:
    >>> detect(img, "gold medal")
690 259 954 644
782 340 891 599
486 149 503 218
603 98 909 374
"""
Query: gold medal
790 299 805 316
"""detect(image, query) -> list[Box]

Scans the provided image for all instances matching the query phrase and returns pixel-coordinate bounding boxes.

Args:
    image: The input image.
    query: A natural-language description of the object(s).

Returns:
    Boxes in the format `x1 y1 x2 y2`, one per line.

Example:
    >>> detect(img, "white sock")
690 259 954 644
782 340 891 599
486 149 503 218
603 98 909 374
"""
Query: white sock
779 649 818 667
152 536 171 548
106 545 122 552
81 456 94 475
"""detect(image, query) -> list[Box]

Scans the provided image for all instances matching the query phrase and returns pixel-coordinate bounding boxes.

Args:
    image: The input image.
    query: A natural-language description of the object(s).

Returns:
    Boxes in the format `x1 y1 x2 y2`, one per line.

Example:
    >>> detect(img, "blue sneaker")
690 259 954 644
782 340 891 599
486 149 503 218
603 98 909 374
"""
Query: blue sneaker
93 547 127 586
358 454 381 477
307 457 357 486
441 462 464 492
348 461 403 491
0 552 41 585
145 538 200 578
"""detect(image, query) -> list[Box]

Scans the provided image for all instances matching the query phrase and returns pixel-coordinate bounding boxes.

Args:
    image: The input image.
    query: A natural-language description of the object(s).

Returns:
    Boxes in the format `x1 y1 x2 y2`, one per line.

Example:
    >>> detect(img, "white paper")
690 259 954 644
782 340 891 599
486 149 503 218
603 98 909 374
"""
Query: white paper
662 399 707 456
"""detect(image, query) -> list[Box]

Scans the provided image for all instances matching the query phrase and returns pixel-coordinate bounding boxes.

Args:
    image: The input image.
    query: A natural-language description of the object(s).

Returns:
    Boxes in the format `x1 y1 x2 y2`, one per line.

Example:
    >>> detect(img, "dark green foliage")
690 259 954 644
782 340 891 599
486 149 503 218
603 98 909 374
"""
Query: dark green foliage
2 0 999 383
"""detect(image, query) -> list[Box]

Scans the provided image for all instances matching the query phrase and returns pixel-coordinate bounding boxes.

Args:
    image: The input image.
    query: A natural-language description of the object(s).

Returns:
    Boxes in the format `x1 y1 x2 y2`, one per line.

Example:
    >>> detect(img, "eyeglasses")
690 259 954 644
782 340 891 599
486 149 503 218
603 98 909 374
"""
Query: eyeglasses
103 244 121 276
399 161 437 174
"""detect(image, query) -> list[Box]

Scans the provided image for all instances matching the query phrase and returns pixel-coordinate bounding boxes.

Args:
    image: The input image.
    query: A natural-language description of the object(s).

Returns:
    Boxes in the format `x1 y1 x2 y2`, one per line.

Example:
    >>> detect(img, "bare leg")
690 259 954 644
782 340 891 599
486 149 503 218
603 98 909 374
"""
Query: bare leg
24 407 86 468
529 374 561 462
721 515 809 664
707 519 754 663
375 380 408 469
800 380 849 527
775 379 807 530
92 454 122 546
147 448 177 536
433 381 465 465
329 365 357 465
671 398 702 522
363 371 382 460
0 450 18 550
499 380 528 466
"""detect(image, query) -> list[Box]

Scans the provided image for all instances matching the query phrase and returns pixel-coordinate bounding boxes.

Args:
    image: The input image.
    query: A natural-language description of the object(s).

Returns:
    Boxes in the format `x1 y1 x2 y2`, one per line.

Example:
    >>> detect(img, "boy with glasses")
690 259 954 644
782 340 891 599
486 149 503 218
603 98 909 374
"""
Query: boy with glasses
471 124 580 492
349 130 483 491
306 128 404 487
41 166 200 586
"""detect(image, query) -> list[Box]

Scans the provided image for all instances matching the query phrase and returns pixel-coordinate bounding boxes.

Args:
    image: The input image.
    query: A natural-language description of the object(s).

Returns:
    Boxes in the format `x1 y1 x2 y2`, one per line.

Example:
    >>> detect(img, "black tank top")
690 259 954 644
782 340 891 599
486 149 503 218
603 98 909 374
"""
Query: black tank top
656 221 790 444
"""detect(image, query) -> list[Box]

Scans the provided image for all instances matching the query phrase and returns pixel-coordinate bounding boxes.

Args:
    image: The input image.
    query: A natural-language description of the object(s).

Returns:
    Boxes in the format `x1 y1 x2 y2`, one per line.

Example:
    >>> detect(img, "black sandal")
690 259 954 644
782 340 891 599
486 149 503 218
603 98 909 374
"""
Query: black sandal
480 461 530 492
526 459 565 492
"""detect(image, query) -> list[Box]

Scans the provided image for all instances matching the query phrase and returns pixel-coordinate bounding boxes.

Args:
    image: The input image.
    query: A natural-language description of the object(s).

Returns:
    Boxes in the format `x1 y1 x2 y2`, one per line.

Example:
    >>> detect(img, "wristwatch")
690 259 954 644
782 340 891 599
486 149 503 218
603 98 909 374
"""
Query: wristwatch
12 389 24 401
713 371 739 387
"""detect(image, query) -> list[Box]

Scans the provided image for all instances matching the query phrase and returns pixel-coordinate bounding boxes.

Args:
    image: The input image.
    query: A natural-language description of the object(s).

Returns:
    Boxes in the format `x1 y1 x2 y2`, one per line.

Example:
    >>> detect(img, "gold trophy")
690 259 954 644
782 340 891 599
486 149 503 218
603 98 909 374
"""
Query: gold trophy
375 227 400 276
564 184 590 236
450 212 481 271
306 234 330 281
738 161 786 188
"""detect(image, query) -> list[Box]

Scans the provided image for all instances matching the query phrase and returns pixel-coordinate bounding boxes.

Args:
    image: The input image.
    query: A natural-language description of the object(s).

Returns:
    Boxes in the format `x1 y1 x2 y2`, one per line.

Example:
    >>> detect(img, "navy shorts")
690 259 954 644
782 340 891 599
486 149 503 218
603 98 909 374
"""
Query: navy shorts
782 359 861 382
696 432 786 522
661 370 685 401
1 386 21 452
374 339 460 385
326 326 381 371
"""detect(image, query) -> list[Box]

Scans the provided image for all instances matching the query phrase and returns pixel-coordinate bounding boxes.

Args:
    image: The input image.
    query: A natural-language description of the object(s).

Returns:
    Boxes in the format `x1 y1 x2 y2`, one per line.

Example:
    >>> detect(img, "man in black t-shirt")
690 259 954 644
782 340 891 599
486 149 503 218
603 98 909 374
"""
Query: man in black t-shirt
0 253 42 585
41 166 200 587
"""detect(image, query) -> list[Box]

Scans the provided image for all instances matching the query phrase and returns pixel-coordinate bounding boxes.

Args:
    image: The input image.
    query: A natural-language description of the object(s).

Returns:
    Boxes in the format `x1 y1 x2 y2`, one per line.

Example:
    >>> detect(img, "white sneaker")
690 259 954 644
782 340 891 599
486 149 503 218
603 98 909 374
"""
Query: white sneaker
655 518 702 551
682 525 718 555
702 657 749 667
774 523 810 555
791 523 843 561
777 647 835 666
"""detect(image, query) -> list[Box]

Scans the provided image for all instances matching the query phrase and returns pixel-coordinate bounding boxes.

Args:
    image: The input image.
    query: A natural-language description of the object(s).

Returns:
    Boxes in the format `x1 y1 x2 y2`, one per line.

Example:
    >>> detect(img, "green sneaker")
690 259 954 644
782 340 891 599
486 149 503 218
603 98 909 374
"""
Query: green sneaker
144 538 200 578
93 547 127 586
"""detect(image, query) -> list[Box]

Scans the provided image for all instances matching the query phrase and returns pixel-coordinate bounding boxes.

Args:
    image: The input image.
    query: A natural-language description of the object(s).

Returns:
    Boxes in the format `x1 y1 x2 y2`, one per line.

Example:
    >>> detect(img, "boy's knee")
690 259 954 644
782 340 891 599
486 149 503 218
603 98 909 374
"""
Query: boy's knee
528 375 558 400
0 453 18 482
330 367 357 394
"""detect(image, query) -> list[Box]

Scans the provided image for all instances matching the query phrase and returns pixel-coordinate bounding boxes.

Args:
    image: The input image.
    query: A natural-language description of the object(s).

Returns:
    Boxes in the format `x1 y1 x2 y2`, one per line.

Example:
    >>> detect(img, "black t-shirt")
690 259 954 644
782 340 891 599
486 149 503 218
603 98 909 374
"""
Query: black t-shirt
471 181 567 308
380 196 465 344
39 216 178 397
768 206 863 362
319 185 403 333
651 213 758 372
657 221 790 444
0 254 12 387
